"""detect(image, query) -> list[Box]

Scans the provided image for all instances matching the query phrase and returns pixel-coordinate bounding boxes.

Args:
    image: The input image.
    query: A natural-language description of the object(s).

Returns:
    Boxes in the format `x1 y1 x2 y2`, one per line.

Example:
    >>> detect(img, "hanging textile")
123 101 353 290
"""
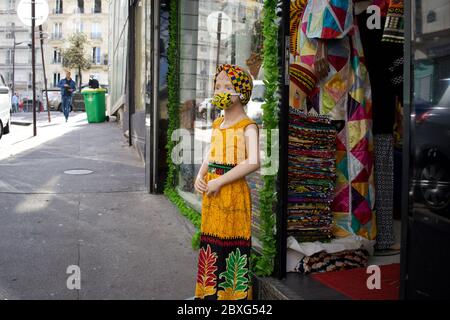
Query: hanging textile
290 0 309 57
295 0 376 240
381 0 404 44
288 109 337 243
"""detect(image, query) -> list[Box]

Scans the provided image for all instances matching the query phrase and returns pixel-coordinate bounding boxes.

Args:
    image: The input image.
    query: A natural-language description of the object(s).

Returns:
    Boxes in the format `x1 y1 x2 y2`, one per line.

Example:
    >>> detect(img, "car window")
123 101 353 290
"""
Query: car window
0 74 6 87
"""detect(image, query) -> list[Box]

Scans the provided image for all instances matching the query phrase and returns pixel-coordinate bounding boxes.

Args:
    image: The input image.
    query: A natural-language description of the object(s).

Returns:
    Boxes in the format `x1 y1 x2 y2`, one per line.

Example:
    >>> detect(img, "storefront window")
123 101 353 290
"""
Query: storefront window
109 0 128 109
134 0 146 112
177 0 265 241
412 0 450 220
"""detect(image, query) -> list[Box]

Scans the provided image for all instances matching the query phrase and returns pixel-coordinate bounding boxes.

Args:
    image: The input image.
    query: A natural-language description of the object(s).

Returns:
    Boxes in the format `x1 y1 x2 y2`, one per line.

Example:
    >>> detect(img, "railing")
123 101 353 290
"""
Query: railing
52 8 63 14
74 8 85 14
50 33 63 40
91 33 102 40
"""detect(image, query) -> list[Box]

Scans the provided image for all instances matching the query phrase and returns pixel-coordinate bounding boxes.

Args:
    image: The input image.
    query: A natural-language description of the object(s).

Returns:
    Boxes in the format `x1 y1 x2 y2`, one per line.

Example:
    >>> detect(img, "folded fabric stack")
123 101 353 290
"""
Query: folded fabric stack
294 249 370 274
287 109 337 243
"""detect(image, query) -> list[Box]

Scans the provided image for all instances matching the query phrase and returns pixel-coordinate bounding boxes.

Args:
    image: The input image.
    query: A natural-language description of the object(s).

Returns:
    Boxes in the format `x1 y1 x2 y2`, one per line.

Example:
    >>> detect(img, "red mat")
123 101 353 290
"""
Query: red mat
311 263 401 300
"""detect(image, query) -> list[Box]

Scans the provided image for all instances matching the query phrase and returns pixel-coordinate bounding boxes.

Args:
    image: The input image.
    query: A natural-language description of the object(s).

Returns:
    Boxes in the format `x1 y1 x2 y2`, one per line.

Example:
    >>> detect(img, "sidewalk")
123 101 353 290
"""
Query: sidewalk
0 112 198 299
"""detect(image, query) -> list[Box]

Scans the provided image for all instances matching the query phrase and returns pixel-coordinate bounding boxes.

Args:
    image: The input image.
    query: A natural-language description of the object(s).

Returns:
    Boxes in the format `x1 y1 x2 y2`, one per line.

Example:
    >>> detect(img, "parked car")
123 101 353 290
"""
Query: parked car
0 74 11 140
414 85 450 217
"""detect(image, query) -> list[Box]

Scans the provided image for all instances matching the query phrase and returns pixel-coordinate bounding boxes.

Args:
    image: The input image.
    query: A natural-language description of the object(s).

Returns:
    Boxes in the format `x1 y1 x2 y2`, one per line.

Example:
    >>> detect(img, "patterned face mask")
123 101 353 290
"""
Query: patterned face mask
211 92 239 110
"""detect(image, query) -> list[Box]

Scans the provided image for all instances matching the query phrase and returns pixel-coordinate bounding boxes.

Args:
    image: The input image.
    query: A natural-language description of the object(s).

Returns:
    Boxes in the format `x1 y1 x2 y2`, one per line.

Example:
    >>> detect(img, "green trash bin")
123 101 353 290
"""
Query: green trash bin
81 88 107 123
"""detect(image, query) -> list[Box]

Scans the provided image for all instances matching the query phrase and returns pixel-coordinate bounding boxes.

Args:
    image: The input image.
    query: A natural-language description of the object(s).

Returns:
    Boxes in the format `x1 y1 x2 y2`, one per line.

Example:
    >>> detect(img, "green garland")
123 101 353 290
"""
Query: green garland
251 0 279 277
164 0 202 250
164 0 280 268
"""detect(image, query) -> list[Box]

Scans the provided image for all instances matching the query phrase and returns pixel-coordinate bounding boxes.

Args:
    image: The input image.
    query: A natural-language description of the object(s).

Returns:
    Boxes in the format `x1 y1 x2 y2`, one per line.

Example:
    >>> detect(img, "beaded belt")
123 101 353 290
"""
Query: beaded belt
208 163 235 175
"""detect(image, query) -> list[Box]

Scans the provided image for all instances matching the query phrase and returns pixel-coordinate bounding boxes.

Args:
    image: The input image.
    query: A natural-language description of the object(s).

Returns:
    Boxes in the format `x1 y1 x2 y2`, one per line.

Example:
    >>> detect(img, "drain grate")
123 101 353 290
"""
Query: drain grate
64 169 94 175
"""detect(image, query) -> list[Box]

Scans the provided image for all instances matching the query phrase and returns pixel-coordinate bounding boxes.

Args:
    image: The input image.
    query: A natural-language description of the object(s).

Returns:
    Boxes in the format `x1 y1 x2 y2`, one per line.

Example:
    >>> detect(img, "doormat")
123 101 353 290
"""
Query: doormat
311 263 400 300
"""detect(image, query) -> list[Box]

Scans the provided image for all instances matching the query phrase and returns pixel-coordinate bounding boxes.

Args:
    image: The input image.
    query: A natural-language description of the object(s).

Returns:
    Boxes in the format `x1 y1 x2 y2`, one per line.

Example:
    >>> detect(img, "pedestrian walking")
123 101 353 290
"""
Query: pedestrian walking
58 71 76 122
193 64 260 300
11 93 19 113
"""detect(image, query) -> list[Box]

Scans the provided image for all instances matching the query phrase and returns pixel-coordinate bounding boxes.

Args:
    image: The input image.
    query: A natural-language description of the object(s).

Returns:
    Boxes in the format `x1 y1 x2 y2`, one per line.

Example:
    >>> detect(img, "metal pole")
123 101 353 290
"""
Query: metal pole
216 13 222 67
32 0 36 136
12 22 16 103
39 25 51 122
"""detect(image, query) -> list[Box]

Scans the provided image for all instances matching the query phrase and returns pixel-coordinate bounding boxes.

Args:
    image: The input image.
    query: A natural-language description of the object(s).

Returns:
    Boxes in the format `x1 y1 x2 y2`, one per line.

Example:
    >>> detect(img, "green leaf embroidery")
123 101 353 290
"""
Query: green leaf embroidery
219 248 249 292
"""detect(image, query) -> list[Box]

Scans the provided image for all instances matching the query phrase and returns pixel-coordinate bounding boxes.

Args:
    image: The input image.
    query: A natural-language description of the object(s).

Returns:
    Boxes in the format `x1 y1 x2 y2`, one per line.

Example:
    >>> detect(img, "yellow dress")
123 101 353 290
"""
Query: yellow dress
195 116 256 300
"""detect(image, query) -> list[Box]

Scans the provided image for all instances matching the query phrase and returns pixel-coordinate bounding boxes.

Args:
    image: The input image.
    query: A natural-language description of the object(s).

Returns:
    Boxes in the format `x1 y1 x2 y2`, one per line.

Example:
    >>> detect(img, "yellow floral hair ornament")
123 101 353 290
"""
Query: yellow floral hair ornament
214 64 253 105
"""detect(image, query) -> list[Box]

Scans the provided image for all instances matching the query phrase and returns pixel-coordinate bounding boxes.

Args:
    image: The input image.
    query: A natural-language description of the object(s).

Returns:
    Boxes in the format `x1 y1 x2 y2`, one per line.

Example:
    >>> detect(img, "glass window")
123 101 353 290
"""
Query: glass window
177 0 265 241
134 0 146 112
55 0 63 14
77 0 85 14
412 0 450 220
94 0 102 14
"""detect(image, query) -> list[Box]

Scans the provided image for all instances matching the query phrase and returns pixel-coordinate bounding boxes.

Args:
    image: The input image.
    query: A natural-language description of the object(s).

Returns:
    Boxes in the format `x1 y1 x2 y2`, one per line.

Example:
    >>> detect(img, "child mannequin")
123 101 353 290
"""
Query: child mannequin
194 64 260 300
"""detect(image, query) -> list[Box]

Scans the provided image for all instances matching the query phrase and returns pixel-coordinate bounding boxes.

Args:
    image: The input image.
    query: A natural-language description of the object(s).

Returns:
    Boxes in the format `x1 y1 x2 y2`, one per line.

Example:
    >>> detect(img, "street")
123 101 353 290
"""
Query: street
0 112 197 299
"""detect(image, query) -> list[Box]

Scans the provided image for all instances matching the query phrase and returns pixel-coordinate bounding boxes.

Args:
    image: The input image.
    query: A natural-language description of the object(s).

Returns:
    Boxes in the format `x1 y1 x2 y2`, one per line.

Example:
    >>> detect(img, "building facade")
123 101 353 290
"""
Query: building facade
44 0 109 90
0 0 44 100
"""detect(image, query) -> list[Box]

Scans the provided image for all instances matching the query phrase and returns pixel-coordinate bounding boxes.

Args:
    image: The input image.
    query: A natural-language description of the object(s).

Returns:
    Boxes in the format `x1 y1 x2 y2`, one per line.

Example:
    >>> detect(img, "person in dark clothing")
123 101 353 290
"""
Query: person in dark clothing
88 75 100 89
58 71 76 122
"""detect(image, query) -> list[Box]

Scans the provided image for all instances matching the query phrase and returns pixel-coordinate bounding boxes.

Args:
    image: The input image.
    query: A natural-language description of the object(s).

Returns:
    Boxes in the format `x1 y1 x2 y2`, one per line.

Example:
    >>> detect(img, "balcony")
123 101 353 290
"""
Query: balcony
74 8 85 14
52 9 64 14
91 33 102 40
50 33 63 41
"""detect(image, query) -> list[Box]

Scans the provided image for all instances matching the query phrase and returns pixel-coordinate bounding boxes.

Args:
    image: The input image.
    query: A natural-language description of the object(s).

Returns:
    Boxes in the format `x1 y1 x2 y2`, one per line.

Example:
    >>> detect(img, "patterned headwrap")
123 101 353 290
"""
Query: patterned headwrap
213 64 253 105
289 63 317 97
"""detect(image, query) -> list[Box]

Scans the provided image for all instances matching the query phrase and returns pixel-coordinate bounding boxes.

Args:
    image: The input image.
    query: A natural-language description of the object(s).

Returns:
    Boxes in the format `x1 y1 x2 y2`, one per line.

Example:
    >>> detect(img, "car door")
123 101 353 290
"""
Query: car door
0 74 11 125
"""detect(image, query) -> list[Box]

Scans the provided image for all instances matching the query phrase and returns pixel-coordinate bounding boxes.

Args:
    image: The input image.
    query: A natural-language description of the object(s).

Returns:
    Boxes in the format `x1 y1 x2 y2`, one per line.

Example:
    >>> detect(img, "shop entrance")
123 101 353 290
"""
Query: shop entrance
279 0 450 300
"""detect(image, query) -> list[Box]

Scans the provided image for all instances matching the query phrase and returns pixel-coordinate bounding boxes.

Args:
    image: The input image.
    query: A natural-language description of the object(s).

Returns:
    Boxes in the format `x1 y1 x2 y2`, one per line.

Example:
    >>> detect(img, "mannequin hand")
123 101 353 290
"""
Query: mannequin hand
206 178 223 197
194 175 207 194
314 40 330 81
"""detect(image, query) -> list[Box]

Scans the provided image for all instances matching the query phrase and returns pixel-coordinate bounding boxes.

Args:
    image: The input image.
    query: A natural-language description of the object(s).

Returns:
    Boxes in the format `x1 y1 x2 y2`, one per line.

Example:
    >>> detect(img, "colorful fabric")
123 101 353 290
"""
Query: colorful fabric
214 64 253 105
287 109 337 243
208 162 235 175
372 0 389 17
301 0 354 40
296 0 376 240
212 92 233 110
382 0 404 44
295 248 369 274
290 0 309 57
290 63 318 97
195 116 256 300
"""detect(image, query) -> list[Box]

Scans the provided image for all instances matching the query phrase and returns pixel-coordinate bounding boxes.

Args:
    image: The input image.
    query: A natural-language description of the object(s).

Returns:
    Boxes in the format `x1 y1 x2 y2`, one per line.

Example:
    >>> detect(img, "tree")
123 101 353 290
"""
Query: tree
62 33 91 91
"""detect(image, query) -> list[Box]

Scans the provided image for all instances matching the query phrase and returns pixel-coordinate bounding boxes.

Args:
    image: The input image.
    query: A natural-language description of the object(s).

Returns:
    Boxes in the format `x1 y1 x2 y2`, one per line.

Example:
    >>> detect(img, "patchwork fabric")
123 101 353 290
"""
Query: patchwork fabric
214 64 253 105
295 0 376 240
